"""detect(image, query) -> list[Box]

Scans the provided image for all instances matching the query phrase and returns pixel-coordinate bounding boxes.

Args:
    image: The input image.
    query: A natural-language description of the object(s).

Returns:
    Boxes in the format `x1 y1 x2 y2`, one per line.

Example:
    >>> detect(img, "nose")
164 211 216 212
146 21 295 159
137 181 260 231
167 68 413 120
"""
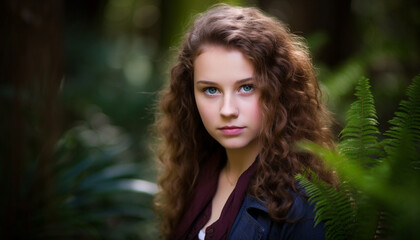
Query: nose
220 93 238 118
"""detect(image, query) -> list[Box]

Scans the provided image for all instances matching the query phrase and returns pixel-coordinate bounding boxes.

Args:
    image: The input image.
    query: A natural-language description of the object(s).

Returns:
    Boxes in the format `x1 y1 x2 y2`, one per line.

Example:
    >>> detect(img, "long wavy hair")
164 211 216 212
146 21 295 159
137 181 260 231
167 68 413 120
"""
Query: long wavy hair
153 4 336 239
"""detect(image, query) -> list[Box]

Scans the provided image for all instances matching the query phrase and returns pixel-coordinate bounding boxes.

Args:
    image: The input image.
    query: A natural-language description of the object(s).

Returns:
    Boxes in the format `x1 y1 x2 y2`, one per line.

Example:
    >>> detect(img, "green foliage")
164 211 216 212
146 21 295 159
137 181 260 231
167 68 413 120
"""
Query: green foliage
49 118 158 239
298 75 420 239
339 77 382 165
3 120 158 239
296 173 355 239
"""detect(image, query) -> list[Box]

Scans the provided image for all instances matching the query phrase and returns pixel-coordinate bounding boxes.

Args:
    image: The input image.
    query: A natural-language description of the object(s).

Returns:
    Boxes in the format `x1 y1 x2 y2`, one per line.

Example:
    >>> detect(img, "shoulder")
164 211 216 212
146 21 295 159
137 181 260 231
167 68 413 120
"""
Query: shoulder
228 190 325 240
278 190 325 240
287 188 318 221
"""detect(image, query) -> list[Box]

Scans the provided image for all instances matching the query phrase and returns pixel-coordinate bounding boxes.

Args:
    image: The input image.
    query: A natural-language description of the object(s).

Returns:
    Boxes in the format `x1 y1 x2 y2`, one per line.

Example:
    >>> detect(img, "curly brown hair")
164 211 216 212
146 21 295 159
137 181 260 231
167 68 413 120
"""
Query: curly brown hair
153 4 336 239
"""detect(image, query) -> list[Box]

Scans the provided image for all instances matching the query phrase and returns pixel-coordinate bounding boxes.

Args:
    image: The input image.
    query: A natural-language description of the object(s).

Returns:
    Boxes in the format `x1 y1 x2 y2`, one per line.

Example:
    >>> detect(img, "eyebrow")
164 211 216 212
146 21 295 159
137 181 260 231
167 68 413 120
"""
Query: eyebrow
196 77 254 85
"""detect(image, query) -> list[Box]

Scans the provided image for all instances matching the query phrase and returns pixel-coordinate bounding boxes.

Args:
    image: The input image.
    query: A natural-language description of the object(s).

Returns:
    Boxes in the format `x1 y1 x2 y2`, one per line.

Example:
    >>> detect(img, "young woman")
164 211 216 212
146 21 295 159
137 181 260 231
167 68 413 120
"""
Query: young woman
154 4 336 240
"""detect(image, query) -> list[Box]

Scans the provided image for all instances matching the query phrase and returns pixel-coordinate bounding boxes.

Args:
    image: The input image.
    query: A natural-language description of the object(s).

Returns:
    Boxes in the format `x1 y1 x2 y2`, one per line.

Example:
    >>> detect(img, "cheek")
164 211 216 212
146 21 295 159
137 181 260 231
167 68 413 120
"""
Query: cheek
195 98 215 126
249 100 263 128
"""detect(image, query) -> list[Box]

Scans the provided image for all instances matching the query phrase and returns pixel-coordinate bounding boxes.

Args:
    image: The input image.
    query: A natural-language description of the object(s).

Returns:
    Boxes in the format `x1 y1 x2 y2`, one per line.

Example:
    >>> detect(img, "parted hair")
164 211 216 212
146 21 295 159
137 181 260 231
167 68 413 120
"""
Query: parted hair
153 4 336 239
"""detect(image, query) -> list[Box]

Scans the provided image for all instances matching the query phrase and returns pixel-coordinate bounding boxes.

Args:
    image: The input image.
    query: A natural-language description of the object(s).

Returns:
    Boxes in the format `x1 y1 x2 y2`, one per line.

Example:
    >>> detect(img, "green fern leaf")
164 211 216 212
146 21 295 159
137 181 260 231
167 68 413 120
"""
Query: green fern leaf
297 173 355 240
338 77 381 166
378 75 420 239
383 75 420 167
298 75 420 240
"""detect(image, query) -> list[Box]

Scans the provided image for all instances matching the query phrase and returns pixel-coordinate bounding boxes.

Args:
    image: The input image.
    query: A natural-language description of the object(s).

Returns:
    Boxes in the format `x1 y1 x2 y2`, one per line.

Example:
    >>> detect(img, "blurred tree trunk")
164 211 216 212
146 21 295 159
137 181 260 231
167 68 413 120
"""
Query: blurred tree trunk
256 0 355 67
0 0 62 238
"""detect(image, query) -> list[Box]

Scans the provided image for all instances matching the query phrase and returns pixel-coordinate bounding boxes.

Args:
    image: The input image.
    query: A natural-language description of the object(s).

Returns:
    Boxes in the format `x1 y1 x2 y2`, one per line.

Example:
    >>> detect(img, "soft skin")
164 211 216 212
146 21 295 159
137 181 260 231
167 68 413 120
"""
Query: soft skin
193 45 263 157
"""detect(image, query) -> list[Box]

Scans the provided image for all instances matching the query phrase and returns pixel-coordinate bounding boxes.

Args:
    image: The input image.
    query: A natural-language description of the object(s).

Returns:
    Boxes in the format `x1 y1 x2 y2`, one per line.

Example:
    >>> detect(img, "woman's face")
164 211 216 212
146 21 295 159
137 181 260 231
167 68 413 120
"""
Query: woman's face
193 45 263 151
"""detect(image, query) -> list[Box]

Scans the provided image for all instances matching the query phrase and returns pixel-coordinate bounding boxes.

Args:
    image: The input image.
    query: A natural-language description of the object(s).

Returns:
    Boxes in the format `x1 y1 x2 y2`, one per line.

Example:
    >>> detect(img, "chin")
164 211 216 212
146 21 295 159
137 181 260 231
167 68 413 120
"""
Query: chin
219 140 251 150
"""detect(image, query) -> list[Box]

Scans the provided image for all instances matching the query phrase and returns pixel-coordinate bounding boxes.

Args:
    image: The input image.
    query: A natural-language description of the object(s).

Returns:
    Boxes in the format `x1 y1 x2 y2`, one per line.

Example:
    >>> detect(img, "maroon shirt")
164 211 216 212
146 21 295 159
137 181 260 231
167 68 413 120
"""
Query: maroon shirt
172 156 258 240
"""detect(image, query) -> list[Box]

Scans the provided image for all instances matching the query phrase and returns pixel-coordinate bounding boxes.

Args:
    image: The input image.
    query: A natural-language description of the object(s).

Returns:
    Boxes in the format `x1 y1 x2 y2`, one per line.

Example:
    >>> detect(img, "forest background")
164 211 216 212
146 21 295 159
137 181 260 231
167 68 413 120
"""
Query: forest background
1 0 419 239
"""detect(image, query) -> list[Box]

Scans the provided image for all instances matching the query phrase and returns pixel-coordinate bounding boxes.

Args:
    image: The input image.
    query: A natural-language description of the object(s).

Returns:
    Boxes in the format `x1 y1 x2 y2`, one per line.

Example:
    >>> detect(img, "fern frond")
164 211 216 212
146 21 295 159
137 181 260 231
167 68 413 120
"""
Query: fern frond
299 142 396 239
299 74 420 240
378 75 420 239
299 142 389 200
383 75 420 168
339 77 381 166
296 173 355 240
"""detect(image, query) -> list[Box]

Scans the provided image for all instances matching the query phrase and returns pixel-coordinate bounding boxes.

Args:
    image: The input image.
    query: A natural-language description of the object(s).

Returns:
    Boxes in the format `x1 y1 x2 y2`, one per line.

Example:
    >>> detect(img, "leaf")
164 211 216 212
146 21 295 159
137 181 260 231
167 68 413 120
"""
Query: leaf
338 77 381 166
296 172 355 240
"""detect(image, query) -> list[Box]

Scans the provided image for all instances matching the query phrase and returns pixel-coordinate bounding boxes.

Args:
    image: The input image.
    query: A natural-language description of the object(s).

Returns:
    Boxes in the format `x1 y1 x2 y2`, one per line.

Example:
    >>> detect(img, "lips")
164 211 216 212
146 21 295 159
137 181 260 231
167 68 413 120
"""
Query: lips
219 126 245 135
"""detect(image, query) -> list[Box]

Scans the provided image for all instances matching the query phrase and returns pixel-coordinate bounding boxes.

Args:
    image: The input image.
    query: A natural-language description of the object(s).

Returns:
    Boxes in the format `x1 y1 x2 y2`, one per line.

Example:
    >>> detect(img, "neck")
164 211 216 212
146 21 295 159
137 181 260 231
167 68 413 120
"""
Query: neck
224 141 261 184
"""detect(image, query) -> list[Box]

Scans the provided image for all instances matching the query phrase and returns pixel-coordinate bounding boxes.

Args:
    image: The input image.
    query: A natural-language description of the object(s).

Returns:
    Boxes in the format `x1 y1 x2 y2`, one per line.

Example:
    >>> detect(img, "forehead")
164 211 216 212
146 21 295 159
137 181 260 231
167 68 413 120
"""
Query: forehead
193 45 254 82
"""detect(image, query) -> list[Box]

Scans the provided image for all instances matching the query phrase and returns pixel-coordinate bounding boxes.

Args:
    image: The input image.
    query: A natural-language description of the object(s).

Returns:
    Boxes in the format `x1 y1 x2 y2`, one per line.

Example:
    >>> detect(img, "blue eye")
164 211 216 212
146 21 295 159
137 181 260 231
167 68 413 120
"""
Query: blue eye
204 87 219 95
240 84 254 93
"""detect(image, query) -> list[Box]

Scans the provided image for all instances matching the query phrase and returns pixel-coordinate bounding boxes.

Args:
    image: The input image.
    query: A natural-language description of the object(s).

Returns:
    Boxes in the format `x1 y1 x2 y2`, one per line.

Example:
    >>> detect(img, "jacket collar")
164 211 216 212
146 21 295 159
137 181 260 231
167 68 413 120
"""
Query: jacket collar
243 194 268 212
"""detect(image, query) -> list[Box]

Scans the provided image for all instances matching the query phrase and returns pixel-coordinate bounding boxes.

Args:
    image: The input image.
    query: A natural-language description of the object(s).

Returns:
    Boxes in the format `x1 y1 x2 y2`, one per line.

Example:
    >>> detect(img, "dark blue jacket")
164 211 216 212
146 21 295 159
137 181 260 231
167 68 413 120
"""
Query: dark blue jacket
228 192 324 240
